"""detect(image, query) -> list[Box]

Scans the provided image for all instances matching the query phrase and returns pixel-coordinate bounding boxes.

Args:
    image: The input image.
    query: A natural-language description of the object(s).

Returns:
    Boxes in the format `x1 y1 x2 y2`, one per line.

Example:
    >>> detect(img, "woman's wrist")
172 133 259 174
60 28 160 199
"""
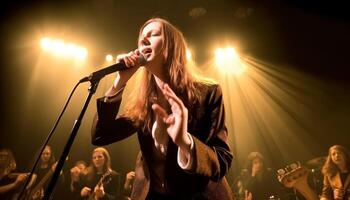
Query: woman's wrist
178 132 192 155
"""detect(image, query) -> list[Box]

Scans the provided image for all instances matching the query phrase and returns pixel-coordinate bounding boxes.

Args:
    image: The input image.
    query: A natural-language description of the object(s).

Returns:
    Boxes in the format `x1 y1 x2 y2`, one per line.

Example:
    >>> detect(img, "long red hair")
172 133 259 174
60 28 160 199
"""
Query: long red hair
123 18 204 132
322 145 350 177
0 148 16 176
86 147 112 181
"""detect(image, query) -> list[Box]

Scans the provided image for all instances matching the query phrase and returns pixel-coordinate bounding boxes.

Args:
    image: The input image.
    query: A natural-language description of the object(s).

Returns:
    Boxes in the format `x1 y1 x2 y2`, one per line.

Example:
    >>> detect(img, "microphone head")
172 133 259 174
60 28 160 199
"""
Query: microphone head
138 53 147 66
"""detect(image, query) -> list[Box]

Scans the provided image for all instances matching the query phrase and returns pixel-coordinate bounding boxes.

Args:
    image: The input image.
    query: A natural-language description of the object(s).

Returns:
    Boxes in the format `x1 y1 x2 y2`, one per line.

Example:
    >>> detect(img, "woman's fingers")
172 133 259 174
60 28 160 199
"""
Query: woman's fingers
161 85 186 118
125 51 137 67
152 104 177 125
116 50 142 68
168 98 181 114
165 115 175 124
152 104 168 122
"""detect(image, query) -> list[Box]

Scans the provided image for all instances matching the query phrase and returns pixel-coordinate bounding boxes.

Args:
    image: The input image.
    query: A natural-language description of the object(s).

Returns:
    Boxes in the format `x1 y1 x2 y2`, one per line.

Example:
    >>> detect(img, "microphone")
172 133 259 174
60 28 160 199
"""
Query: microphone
80 53 146 83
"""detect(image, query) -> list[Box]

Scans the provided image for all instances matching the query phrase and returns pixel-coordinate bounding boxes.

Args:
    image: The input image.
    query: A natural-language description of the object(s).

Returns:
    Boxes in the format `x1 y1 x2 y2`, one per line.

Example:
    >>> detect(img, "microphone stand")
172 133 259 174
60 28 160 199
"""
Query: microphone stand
43 79 100 200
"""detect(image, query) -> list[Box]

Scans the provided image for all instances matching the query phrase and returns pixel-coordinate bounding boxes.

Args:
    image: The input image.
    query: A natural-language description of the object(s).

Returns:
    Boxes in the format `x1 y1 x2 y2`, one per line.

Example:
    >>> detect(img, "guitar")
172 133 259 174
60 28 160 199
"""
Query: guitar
25 162 58 200
87 170 113 200
277 162 318 200
9 173 37 200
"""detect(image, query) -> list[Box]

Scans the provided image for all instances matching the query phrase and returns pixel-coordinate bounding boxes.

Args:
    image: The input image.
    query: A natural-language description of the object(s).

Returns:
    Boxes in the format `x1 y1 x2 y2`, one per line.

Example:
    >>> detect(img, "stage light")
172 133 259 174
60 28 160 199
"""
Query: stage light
51 39 66 56
65 43 78 57
39 37 87 60
106 54 113 62
40 37 52 51
75 47 88 60
186 49 192 61
215 47 245 75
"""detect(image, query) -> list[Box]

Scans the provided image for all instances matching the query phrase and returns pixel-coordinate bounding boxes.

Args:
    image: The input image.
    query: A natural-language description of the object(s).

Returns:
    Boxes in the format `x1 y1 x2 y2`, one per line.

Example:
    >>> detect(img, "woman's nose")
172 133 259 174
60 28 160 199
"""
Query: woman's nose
140 36 150 46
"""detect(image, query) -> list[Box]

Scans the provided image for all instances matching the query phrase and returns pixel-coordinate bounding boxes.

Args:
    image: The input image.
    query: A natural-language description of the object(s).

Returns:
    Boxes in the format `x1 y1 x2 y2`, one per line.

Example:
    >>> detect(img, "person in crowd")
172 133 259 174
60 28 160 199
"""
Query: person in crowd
28 145 60 200
242 152 282 200
320 145 350 200
122 171 135 200
67 160 87 199
79 147 121 200
0 148 28 199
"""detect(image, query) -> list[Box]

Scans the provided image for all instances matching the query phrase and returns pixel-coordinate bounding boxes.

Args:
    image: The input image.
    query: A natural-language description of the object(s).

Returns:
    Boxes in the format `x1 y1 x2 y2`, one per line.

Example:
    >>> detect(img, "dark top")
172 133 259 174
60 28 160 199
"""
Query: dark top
340 172 349 186
243 169 282 200
78 170 121 200
27 166 52 199
62 172 83 200
0 175 16 200
30 165 65 200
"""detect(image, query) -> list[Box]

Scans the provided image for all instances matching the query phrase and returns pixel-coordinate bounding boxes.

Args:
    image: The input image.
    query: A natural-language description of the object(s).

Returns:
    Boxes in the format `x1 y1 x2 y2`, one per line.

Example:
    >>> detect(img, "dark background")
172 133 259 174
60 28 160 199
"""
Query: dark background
1 0 349 189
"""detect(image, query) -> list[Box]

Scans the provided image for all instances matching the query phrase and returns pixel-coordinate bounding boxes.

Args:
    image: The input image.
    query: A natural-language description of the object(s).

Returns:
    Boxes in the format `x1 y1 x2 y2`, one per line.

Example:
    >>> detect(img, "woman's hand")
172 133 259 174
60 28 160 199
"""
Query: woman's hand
105 49 145 97
126 171 135 182
245 190 253 200
151 84 191 154
70 166 81 182
14 174 27 187
333 188 344 199
115 49 144 78
94 185 105 198
80 187 91 197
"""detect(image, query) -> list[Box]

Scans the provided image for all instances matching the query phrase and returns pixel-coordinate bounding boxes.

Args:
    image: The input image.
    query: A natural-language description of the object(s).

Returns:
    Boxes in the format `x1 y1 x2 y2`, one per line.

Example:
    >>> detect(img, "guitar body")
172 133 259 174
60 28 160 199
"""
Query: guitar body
87 193 97 200
24 164 57 200
28 188 44 200
87 171 112 200
278 162 318 200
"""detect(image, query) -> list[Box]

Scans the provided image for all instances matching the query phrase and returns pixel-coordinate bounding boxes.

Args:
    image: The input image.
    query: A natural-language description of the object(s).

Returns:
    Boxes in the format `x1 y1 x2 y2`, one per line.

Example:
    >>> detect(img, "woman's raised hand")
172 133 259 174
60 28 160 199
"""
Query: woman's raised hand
151 84 191 153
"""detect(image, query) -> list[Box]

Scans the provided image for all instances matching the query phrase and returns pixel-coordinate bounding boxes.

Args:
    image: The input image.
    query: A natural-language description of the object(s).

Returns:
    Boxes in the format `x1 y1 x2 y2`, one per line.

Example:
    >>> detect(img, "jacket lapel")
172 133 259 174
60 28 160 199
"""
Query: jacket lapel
343 173 350 189
330 172 342 189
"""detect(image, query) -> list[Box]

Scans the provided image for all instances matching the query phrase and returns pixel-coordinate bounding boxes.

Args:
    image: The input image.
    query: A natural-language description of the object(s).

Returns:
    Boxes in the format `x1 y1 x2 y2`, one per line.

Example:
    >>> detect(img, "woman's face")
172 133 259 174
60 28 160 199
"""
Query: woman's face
331 148 346 167
0 150 9 166
92 151 105 170
41 147 51 164
252 158 263 173
138 21 164 68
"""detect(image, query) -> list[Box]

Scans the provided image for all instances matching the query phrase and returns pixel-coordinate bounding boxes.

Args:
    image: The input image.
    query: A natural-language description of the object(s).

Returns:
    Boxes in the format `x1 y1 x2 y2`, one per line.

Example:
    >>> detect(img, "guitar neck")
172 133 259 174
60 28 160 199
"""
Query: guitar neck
87 170 112 200
31 167 54 193
8 172 29 179
293 182 319 200
279 165 319 200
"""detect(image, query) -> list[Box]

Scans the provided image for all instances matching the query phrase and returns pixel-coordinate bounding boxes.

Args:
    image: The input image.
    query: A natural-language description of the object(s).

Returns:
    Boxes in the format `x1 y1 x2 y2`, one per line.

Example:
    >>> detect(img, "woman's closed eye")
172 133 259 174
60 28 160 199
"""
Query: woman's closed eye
151 32 161 36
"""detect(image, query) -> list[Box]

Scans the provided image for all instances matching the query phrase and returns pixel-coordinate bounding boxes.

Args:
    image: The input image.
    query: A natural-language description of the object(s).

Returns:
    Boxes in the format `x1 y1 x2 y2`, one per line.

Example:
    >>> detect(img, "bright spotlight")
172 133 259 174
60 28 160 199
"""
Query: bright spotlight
65 43 78 56
215 47 245 75
75 47 88 60
40 37 52 51
106 54 113 62
186 49 192 61
39 37 87 60
52 39 66 56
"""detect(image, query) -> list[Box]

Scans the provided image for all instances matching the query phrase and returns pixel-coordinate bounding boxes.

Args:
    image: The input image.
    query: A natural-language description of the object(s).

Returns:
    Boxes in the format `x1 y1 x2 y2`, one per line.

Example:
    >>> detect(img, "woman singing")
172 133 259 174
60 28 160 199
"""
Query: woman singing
91 17 233 200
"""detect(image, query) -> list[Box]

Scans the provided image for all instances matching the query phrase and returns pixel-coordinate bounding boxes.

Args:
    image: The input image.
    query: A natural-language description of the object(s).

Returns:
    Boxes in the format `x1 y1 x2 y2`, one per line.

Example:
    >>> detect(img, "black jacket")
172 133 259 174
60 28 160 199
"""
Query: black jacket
92 83 234 200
